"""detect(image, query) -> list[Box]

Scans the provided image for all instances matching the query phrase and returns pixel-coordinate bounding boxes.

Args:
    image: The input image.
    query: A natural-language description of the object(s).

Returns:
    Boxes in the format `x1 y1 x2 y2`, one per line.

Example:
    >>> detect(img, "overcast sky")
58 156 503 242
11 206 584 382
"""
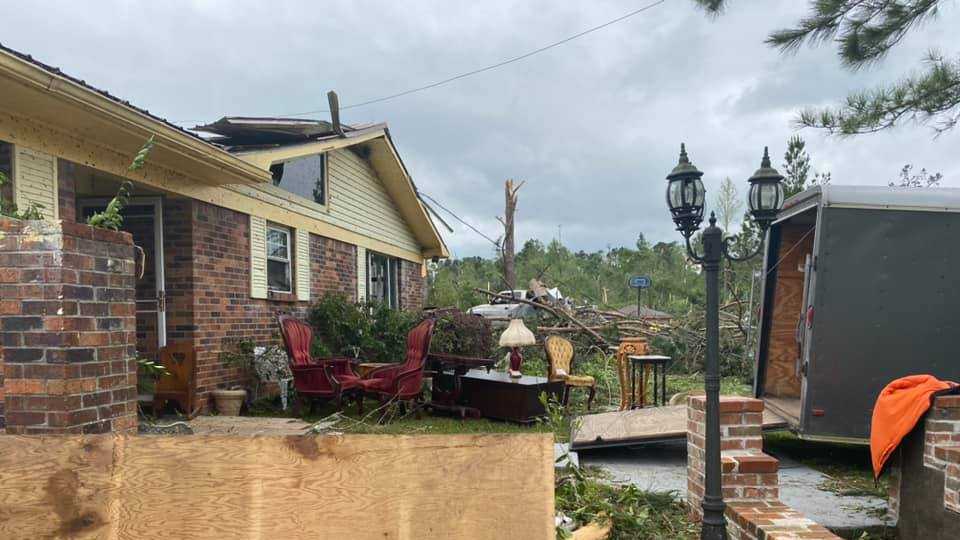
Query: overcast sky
4 1 958 258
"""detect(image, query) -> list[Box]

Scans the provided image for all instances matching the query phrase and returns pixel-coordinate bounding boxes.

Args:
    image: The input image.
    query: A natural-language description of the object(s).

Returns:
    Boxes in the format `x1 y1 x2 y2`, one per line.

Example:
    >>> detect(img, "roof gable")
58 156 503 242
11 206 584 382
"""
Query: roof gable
221 119 448 258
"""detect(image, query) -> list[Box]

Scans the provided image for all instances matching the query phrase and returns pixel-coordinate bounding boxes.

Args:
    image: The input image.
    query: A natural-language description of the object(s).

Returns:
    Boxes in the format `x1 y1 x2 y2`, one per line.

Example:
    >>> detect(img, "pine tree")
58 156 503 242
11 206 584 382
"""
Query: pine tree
731 135 829 255
782 135 830 198
695 0 959 135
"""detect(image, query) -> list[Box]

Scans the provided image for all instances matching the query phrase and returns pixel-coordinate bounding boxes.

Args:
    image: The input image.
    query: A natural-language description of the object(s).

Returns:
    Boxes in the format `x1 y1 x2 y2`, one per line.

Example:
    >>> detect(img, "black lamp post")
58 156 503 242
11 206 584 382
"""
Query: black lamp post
665 144 784 540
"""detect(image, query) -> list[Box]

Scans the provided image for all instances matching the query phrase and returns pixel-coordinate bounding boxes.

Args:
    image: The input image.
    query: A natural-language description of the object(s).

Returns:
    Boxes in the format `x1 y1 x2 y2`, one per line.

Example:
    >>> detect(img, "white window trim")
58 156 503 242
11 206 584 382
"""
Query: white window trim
266 224 293 293
367 251 401 309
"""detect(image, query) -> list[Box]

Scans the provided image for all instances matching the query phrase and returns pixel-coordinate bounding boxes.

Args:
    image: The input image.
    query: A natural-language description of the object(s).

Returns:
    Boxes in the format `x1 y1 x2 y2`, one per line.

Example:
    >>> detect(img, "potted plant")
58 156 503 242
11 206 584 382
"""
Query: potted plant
216 339 257 415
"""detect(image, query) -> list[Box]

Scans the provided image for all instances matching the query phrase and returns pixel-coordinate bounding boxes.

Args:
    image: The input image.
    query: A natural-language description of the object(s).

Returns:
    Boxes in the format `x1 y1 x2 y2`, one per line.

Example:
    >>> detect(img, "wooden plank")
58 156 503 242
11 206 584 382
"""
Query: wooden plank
764 397 801 425
762 224 815 399
571 406 787 450
0 434 554 540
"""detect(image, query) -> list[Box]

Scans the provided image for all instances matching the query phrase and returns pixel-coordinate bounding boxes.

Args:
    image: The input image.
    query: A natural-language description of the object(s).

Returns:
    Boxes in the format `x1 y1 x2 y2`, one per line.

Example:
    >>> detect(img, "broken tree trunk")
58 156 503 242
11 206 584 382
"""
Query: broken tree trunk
498 179 523 291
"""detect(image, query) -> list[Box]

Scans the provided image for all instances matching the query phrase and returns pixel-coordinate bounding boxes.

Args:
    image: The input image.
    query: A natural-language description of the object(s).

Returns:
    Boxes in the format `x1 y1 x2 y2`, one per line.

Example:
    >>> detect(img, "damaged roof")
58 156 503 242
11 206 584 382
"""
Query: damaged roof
194 116 386 151
0 42 448 258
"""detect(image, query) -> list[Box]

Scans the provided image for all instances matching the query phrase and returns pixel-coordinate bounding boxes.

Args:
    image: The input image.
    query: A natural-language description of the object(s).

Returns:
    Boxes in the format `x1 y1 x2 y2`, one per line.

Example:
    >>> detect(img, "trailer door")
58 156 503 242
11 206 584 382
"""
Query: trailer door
797 254 814 417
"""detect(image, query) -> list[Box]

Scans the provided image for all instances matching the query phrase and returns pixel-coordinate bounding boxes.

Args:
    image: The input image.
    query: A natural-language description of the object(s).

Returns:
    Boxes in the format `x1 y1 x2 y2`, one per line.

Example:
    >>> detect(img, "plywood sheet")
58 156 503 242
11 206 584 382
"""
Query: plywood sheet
571 406 787 450
763 224 815 399
0 433 554 540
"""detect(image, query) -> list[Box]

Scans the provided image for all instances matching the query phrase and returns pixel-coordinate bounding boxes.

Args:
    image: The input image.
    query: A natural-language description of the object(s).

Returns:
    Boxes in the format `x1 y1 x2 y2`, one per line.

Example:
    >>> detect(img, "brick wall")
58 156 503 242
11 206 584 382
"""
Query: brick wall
687 396 775 518
725 501 837 540
185 200 362 406
686 396 840 539
27 186 422 411
0 217 138 433
400 259 426 310
163 198 196 346
310 234 358 302
890 394 960 539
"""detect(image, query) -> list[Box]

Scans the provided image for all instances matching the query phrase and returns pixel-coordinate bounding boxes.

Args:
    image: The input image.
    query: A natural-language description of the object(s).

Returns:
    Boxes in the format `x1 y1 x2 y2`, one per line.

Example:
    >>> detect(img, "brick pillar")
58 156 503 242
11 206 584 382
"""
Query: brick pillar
0 218 138 434
686 396 779 520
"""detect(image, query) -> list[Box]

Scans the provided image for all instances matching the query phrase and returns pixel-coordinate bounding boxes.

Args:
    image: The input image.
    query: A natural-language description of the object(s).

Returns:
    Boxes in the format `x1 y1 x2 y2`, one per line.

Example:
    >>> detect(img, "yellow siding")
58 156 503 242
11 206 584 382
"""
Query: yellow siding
13 145 57 219
249 215 268 299
326 149 420 253
295 228 310 301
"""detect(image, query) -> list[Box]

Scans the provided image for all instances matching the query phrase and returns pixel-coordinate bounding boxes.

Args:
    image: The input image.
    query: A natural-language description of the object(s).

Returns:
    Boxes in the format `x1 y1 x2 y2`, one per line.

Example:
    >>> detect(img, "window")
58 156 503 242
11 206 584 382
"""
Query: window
367 252 400 309
0 140 12 209
266 225 292 293
269 153 327 205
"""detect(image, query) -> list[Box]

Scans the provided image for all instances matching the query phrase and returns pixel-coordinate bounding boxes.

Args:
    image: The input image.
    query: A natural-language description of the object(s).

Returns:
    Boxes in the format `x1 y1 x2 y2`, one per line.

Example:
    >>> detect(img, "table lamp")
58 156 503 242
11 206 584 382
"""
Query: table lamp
499 318 536 378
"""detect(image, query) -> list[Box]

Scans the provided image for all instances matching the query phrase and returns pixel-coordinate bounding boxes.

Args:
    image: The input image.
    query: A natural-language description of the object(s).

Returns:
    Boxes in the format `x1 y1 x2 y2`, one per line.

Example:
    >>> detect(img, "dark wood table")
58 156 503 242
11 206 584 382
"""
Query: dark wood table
628 355 672 408
453 370 564 424
426 353 496 418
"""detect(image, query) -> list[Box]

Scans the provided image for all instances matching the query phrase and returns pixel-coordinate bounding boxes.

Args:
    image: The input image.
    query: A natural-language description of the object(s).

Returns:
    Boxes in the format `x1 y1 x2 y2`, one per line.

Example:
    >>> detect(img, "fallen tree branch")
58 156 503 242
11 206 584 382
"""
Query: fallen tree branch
474 288 609 346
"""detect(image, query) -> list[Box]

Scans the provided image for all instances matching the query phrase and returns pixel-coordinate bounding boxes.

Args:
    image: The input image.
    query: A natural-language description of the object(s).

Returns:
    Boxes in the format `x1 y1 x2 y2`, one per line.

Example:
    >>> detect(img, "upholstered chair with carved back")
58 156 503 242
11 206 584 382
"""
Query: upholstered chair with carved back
544 335 596 410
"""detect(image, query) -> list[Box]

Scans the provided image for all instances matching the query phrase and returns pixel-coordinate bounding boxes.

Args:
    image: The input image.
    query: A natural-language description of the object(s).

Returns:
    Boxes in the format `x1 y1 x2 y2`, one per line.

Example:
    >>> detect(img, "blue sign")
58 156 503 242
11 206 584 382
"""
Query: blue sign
629 276 652 289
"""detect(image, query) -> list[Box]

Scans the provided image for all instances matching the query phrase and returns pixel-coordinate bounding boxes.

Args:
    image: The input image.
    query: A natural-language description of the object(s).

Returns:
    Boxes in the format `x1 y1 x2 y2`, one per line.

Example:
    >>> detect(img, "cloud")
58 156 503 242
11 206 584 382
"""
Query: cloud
3 0 958 257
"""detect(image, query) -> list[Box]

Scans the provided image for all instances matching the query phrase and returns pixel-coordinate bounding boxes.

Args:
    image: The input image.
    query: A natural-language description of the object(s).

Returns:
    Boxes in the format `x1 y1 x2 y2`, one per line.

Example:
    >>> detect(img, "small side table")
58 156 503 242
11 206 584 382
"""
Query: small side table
355 362 393 378
628 355 671 408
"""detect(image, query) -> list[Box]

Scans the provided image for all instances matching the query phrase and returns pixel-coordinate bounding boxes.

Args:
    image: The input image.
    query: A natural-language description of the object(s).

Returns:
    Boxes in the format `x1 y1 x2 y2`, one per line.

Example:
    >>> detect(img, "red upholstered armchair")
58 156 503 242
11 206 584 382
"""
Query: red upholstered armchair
356 318 435 417
277 315 362 412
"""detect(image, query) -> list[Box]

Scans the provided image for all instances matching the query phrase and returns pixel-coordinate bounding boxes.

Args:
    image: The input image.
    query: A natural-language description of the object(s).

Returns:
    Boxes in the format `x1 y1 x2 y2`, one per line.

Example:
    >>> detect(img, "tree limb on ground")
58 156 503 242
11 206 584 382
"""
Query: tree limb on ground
473 288 609 346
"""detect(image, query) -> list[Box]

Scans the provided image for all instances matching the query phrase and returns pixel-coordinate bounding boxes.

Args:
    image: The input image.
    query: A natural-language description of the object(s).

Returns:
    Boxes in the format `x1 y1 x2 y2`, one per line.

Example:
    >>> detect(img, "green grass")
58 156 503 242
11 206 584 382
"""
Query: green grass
248 395 554 436
665 373 752 398
556 466 698 540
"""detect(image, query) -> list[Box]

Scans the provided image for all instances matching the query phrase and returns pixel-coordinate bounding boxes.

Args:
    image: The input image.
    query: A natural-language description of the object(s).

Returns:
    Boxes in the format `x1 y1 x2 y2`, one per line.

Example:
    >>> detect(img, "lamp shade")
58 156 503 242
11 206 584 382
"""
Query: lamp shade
499 318 536 348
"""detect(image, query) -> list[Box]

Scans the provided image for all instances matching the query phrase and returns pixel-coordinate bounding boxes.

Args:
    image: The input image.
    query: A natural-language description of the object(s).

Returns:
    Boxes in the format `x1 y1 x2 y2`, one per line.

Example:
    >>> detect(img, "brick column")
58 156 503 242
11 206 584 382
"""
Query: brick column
686 396 778 520
686 396 841 539
0 218 138 434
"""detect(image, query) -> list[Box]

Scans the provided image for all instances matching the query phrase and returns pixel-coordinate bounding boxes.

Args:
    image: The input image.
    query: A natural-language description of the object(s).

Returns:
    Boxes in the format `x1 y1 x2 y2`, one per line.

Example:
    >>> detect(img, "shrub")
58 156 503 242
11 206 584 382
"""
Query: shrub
307 294 417 362
428 308 494 358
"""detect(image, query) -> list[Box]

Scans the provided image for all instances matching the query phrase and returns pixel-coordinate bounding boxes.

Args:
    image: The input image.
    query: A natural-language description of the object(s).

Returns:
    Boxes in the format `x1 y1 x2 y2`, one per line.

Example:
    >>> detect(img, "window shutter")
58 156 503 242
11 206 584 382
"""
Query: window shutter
249 215 268 299
14 145 58 220
295 228 310 301
356 246 367 303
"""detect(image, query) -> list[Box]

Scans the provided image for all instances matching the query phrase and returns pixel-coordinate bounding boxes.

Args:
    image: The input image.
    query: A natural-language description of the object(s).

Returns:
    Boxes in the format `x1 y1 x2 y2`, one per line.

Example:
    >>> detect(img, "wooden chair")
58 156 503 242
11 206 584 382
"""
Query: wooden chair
153 342 200 418
277 315 362 413
614 337 648 410
544 335 596 410
357 319 435 419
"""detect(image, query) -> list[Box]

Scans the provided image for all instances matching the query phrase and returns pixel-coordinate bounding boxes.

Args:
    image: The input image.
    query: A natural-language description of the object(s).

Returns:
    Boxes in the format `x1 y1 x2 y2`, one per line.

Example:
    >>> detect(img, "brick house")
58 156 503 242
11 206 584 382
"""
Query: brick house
0 45 448 424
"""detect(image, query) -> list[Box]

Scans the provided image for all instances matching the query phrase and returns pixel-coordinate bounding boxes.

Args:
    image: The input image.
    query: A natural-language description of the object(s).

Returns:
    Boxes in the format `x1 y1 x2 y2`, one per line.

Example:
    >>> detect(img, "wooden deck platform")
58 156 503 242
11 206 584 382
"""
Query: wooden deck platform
571 405 788 450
